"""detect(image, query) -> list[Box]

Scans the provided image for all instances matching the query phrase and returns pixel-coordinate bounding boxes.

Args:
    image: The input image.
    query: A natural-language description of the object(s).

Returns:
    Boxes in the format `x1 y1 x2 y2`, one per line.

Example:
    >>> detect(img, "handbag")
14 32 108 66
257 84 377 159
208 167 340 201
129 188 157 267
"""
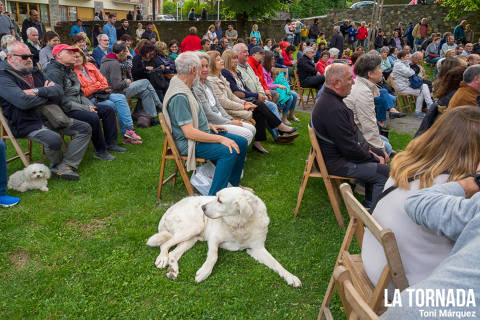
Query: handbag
409 74 423 89
91 90 110 102
39 104 72 129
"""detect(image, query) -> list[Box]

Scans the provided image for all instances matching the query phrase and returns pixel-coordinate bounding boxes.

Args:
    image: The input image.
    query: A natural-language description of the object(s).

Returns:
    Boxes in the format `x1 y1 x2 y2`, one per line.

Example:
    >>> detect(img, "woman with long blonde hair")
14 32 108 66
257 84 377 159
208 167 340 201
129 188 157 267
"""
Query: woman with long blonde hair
362 106 480 290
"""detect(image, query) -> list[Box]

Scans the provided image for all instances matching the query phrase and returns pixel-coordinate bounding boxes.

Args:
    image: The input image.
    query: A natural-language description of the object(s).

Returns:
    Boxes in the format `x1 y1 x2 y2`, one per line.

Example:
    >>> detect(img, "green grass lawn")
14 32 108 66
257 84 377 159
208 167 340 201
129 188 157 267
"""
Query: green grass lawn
0 112 412 319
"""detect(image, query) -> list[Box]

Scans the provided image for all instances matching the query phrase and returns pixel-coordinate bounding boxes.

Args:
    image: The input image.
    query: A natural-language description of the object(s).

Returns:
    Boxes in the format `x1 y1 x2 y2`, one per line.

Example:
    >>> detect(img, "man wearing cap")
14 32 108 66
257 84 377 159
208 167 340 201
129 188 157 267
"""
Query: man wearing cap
102 13 117 50
45 44 126 161
0 41 91 180
247 46 270 94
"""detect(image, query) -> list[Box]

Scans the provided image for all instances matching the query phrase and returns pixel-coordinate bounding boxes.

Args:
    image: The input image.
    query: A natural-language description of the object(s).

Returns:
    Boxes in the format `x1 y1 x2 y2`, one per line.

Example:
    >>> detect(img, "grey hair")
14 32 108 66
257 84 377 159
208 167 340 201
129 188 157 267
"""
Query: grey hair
354 54 382 78
333 26 340 33
1 35 15 50
411 51 423 59
325 63 349 86
97 33 108 42
232 43 247 54
6 41 27 54
196 51 210 63
367 49 381 57
380 46 389 53
329 47 340 58
303 46 315 55
26 27 38 37
175 51 201 76
463 65 480 84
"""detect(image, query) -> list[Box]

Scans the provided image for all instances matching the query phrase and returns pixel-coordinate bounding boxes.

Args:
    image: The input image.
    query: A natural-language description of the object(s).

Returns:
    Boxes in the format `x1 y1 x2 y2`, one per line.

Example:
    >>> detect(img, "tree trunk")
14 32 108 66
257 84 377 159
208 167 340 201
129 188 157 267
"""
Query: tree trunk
236 11 248 39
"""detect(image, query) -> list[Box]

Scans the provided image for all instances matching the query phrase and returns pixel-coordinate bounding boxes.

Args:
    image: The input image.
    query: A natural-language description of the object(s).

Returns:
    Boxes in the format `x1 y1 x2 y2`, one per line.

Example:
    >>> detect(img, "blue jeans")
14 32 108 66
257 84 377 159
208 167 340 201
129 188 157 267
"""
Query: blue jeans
374 89 396 122
0 140 7 195
425 57 440 64
91 93 134 135
358 39 368 49
278 91 298 114
414 38 425 52
380 135 392 156
264 100 281 140
195 132 247 196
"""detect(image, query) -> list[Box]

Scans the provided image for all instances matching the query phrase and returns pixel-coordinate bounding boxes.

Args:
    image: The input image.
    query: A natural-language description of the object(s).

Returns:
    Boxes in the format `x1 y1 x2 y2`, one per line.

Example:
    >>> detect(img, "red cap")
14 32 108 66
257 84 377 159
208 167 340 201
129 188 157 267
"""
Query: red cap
52 44 79 57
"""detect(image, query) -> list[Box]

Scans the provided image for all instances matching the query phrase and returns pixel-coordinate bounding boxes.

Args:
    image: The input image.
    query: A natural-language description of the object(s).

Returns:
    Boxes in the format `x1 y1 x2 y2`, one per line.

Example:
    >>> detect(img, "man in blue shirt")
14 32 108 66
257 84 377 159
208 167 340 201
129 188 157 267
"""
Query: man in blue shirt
70 19 86 38
102 13 117 50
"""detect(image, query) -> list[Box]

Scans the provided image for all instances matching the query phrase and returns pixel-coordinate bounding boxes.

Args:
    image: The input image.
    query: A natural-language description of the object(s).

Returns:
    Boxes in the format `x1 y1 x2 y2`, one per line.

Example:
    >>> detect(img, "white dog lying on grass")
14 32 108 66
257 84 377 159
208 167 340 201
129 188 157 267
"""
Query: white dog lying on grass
147 187 301 287
7 163 51 192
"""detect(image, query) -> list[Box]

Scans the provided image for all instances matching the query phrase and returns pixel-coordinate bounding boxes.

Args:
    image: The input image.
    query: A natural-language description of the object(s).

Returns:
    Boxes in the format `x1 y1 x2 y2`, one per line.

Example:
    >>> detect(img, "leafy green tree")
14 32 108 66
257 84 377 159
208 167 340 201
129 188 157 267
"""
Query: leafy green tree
440 0 480 19
162 1 177 15
288 0 343 18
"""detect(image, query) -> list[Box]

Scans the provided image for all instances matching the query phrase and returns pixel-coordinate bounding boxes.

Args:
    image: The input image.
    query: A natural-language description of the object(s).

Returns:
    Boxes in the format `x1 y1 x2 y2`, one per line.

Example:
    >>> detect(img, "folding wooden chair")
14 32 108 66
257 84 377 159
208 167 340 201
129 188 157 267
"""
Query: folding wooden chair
388 80 416 114
293 124 353 227
0 107 31 167
318 183 408 320
293 70 316 109
157 113 206 200
333 266 381 320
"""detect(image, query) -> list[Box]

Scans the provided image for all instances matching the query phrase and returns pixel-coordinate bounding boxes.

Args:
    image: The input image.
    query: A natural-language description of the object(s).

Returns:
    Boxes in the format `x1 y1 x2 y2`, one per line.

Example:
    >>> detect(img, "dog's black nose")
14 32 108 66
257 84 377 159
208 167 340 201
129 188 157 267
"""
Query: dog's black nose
201 204 207 212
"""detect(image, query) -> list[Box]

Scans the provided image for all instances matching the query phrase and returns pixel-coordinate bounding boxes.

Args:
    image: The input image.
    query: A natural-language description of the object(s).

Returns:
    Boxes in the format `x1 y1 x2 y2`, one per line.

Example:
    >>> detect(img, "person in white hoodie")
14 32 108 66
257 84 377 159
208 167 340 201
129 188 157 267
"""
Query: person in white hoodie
392 49 433 117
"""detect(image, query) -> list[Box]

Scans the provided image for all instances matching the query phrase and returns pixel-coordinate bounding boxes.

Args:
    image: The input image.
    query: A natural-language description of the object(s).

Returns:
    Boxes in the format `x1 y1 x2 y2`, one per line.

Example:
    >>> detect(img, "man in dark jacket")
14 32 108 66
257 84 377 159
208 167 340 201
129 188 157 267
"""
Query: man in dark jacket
45 44 125 161
141 22 158 43
374 29 388 50
21 10 45 43
330 26 344 56
308 19 320 43
297 46 324 90
0 41 91 180
116 19 130 40
100 41 161 118
311 63 389 207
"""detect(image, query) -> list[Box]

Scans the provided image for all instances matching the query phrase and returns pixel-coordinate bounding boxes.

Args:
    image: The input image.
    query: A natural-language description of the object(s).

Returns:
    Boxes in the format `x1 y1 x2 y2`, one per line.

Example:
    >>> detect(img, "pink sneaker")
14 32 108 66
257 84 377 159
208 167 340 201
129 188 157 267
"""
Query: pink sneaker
124 129 142 141
123 137 142 145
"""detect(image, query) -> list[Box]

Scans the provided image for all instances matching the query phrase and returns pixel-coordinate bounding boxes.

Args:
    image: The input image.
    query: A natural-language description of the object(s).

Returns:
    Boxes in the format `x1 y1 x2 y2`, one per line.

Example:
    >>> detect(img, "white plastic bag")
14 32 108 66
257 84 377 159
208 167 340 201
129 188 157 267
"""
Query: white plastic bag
190 161 232 195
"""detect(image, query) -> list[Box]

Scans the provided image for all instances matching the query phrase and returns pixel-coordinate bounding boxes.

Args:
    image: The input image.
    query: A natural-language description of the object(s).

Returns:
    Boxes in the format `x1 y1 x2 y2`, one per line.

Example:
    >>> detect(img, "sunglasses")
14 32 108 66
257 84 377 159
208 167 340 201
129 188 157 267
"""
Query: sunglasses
13 54 34 60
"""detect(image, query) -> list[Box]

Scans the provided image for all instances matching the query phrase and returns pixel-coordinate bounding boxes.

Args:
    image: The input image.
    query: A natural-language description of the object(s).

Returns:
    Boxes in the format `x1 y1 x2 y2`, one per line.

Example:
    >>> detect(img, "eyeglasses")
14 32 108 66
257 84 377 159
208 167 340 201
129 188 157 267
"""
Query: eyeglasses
13 54 34 60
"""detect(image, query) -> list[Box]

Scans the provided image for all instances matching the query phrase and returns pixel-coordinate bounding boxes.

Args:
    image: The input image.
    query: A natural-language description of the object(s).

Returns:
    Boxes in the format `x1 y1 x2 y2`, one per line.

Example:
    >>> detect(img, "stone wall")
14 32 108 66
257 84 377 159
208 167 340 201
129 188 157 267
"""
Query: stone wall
54 5 479 45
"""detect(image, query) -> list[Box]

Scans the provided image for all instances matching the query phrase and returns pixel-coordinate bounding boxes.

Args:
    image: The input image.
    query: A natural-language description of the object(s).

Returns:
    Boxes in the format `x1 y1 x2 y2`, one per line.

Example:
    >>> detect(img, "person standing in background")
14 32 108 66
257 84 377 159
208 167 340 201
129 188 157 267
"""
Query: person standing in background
21 9 45 42
102 13 117 50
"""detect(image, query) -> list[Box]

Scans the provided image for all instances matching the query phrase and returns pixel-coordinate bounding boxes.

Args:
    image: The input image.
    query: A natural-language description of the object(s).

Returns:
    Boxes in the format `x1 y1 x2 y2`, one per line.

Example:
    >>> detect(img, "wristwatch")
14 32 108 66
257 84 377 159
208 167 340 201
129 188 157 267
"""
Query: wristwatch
472 174 480 189
33 88 39 96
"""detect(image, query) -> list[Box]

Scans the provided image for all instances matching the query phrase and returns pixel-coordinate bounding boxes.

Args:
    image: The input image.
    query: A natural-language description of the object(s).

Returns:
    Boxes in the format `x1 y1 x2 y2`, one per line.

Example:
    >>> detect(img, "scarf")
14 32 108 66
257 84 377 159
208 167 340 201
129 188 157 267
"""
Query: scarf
162 76 200 171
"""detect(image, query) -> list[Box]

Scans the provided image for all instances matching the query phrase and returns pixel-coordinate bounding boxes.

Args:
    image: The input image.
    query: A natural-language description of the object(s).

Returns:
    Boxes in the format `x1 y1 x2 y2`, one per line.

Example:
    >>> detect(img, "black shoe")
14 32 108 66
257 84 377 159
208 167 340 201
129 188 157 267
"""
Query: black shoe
252 145 269 154
94 151 115 161
107 144 127 153
389 112 406 119
278 127 298 135
51 164 80 180
151 118 160 126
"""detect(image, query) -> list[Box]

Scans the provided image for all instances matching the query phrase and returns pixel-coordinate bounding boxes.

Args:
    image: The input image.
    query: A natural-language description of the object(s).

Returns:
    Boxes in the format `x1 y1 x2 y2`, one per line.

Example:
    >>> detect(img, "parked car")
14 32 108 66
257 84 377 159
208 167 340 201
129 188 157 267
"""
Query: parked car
156 14 176 21
350 1 376 9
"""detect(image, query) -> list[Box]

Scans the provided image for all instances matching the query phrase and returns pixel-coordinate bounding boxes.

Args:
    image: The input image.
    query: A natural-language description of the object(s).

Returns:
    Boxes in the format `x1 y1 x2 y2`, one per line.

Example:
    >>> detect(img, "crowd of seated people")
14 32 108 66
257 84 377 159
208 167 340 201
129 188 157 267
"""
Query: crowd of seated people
1 15 480 320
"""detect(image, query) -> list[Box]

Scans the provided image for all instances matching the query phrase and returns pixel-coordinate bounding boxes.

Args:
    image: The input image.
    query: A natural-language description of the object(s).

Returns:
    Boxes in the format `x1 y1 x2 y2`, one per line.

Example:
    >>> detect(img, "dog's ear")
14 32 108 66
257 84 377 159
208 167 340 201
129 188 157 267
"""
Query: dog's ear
44 166 51 179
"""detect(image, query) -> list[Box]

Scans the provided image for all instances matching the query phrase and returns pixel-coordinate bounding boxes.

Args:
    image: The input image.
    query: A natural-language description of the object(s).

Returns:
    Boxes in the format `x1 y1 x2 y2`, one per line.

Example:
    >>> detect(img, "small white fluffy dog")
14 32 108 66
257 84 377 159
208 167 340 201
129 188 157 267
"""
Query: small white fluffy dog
8 163 51 192
147 187 301 287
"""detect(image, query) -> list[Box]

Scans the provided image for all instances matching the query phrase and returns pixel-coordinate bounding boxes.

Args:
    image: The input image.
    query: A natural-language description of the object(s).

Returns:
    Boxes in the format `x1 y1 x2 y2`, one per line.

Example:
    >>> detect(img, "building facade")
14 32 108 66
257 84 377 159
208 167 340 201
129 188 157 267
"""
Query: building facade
6 0 145 26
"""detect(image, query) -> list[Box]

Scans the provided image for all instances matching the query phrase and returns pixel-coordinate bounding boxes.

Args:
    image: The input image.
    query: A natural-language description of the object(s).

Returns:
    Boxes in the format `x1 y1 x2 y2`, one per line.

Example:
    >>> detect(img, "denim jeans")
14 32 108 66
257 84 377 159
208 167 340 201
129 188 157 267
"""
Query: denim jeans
91 93 134 135
425 57 440 64
195 132 247 195
379 135 392 156
358 39 368 49
264 100 281 140
0 140 7 195
414 38 425 52
278 91 298 114
124 79 160 117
